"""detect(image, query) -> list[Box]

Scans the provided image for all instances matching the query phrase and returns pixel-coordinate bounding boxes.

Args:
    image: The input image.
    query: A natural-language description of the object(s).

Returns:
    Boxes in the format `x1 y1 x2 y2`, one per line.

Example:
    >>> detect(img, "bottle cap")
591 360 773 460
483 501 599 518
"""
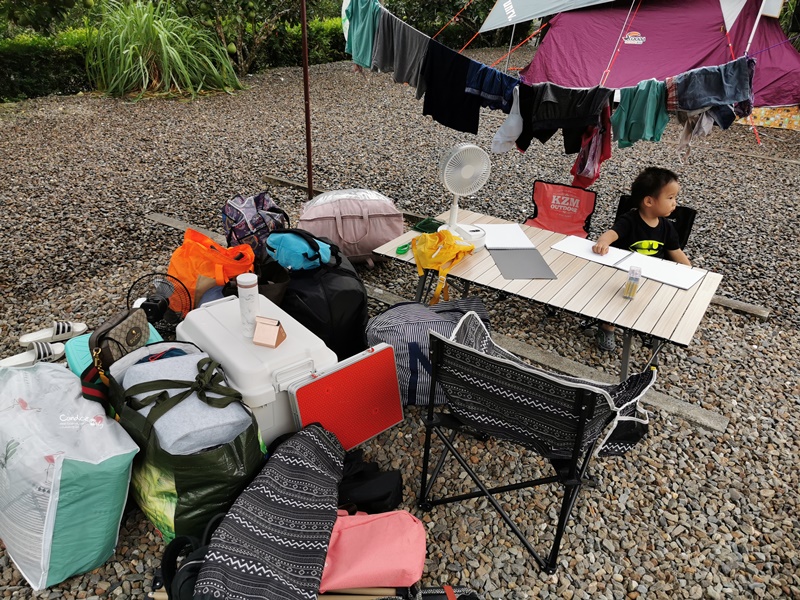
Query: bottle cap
237 273 258 288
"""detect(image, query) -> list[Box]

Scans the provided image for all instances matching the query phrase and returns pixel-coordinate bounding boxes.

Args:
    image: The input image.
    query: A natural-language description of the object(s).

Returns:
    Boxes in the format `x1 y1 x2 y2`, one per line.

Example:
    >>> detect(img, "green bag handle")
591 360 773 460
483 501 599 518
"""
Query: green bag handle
124 357 242 437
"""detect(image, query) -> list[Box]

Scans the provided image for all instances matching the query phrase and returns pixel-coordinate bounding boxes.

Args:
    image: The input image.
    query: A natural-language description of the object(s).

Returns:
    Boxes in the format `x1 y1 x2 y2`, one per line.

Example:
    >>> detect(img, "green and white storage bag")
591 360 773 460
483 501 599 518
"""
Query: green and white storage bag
0 363 139 591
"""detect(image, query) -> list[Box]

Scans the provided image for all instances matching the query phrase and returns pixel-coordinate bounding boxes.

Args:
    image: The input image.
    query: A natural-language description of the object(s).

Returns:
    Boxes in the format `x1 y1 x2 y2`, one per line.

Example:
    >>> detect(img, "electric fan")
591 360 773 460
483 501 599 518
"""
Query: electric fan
438 143 492 248
126 273 192 339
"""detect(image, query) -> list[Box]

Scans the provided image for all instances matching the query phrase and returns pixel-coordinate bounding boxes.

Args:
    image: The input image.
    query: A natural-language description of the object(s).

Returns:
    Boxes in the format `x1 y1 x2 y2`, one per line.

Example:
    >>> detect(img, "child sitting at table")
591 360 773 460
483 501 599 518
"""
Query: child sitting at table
591 166 691 351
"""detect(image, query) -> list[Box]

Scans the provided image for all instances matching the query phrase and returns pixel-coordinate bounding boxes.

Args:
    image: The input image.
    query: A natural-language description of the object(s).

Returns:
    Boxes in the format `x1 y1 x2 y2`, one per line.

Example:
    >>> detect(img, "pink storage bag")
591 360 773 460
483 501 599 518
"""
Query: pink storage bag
298 189 404 266
319 510 426 593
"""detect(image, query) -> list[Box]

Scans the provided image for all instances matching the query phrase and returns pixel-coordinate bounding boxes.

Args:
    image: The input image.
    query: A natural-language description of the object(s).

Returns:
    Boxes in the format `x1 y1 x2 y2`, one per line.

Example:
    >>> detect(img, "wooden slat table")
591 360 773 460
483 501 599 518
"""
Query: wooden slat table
374 209 723 380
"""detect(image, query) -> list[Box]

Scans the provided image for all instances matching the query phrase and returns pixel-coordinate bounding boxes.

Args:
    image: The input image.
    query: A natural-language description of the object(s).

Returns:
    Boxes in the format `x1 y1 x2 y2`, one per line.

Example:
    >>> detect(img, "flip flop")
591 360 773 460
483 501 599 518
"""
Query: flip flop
0 342 66 368
19 321 88 346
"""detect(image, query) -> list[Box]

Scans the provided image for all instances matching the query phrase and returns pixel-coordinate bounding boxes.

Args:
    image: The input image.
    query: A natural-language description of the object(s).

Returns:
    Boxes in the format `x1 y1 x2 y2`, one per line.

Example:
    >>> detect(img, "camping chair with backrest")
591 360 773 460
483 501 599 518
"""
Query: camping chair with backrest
524 180 598 238
418 312 657 574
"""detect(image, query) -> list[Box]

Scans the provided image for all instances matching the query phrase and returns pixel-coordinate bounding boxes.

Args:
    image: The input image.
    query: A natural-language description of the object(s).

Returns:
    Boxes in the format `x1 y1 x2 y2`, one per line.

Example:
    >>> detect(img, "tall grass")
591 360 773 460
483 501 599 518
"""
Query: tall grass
86 0 242 98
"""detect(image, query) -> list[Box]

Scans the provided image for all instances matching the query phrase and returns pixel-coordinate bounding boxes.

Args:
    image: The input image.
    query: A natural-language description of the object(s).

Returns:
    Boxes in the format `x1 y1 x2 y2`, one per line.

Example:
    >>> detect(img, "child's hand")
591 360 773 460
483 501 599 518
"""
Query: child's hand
592 241 610 255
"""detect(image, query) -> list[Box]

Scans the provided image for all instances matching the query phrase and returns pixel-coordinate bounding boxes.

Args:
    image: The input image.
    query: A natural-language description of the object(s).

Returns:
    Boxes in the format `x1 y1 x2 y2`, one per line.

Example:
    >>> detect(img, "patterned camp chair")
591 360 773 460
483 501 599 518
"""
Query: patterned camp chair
418 312 656 574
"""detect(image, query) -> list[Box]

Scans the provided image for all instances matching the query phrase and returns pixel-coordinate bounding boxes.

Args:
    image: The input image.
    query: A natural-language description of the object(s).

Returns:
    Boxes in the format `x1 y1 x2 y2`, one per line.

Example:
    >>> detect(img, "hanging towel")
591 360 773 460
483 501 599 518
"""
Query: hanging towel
492 84 523 153
421 39 482 135
571 103 612 189
345 0 382 69
516 82 612 153
465 62 518 113
371 7 429 93
610 78 670 148
193 425 345 600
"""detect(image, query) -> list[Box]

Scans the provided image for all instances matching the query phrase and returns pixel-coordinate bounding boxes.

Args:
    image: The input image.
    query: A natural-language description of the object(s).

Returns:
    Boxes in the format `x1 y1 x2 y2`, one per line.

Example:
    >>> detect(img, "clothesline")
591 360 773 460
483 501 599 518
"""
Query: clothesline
345 0 756 187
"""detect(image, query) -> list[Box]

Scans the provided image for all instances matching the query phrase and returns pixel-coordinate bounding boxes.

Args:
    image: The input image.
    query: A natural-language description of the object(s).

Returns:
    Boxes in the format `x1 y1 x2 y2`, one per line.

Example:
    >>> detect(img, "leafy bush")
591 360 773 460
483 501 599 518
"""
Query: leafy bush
0 28 90 101
86 0 242 98
258 17 345 70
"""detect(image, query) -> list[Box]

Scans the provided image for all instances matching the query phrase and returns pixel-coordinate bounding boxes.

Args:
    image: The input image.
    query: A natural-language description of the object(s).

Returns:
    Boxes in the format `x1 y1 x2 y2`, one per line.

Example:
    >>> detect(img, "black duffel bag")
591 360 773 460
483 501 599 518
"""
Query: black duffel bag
266 228 369 361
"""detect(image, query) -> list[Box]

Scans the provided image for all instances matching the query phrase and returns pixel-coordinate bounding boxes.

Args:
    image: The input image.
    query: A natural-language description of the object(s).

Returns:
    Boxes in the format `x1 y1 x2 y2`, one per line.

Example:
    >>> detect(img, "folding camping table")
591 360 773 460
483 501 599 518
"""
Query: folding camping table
374 209 722 380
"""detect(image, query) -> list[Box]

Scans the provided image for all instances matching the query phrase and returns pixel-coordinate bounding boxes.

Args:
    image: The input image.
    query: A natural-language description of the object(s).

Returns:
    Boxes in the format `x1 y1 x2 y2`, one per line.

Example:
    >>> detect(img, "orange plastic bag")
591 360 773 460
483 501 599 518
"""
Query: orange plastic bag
167 228 255 308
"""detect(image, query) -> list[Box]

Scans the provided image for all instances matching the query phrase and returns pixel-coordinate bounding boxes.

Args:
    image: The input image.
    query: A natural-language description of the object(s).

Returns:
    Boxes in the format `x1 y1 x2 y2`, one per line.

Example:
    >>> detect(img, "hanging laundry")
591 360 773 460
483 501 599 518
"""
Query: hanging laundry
515 82 613 153
420 39 482 135
492 84 522 153
571 103 612 189
675 110 715 160
464 62 518 114
371 7 430 92
610 78 670 148
665 57 756 159
345 0 383 69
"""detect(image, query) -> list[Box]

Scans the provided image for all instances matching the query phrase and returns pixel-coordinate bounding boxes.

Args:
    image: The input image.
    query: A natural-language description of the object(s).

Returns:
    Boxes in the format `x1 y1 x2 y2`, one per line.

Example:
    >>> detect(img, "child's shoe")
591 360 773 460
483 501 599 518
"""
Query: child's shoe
595 327 616 352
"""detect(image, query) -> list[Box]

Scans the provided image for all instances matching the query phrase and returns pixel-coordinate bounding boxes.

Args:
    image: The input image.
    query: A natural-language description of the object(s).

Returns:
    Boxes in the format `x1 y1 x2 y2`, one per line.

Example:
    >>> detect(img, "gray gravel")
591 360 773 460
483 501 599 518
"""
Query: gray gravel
1 46 799 599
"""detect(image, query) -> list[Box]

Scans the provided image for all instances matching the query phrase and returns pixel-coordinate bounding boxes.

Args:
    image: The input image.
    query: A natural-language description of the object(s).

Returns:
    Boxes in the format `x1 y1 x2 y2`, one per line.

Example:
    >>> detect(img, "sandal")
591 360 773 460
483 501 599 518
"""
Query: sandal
595 328 616 352
19 321 87 346
0 342 66 368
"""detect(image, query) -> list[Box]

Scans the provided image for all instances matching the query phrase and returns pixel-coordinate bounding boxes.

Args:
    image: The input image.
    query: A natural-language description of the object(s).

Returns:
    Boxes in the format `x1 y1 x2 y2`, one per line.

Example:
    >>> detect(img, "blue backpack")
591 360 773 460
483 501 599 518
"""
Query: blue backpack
265 229 333 271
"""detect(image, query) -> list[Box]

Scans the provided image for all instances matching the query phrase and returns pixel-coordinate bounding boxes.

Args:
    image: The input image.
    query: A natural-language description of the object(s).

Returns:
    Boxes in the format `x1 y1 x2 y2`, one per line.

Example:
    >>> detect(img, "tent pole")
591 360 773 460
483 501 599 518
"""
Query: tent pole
745 0 766 54
504 24 516 73
300 0 314 200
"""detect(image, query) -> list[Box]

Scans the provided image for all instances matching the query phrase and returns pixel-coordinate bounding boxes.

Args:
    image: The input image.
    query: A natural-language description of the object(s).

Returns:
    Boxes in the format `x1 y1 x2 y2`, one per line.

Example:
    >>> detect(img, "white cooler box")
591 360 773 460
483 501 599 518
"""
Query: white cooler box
176 295 338 445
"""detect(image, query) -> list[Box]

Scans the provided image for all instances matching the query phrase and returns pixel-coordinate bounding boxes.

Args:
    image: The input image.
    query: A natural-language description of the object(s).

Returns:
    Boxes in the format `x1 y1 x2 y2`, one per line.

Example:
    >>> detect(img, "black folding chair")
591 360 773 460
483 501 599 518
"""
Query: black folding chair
418 313 656 574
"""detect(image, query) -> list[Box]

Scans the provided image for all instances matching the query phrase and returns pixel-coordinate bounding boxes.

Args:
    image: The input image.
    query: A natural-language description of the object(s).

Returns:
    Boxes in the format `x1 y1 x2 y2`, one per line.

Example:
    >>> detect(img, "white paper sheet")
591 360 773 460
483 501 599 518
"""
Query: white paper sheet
481 223 535 250
614 253 706 290
551 235 629 267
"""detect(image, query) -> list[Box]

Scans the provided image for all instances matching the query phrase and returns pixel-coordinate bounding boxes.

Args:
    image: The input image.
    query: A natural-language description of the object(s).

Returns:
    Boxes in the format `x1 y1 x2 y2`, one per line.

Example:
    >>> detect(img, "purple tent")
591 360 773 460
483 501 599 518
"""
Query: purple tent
521 0 800 107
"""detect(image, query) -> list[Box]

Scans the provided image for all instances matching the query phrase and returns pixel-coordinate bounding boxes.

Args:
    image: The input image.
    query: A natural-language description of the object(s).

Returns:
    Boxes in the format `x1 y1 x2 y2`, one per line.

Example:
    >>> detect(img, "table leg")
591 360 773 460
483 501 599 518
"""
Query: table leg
414 273 427 303
620 329 634 381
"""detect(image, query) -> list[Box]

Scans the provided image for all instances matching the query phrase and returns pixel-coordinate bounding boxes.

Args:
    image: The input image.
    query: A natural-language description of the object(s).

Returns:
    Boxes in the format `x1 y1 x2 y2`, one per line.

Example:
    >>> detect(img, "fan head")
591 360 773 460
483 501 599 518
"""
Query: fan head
127 273 192 339
439 143 491 197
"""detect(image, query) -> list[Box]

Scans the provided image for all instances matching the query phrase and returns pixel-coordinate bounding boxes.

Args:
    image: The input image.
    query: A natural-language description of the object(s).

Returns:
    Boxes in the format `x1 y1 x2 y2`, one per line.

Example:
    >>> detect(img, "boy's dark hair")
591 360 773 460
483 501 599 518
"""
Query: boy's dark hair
631 167 679 207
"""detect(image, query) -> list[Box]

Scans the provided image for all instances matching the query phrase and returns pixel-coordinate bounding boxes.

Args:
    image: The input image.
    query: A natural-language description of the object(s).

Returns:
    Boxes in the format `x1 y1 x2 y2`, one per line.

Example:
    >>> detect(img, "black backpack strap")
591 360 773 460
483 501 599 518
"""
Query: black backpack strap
161 535 201 598
201 512 228 546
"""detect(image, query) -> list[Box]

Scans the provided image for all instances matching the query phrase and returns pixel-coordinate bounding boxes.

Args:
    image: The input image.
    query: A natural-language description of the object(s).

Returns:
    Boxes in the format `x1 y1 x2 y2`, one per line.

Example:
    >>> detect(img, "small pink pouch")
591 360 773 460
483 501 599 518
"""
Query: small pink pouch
319 510 426 593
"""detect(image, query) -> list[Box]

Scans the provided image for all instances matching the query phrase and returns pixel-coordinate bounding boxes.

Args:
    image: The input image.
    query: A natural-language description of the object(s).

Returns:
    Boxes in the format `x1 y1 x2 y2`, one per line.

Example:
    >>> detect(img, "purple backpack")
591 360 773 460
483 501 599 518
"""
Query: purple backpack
221 191 290 258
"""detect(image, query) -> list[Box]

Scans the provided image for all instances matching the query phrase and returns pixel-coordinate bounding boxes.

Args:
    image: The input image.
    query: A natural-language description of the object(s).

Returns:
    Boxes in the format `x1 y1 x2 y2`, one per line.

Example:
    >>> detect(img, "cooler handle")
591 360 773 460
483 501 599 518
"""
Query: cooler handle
273 359 317 390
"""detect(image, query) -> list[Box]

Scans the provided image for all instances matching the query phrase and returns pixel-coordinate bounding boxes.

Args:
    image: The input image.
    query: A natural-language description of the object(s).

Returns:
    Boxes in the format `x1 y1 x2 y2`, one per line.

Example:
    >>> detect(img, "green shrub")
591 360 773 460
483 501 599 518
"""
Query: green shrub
86 0 242 98
258 17 345 70
0 28 90 101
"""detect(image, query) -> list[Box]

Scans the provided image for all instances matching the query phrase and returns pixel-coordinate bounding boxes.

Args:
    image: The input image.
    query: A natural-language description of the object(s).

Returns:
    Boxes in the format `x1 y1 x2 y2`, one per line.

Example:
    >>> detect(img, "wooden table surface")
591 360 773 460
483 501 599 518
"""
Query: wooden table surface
374 209 722 348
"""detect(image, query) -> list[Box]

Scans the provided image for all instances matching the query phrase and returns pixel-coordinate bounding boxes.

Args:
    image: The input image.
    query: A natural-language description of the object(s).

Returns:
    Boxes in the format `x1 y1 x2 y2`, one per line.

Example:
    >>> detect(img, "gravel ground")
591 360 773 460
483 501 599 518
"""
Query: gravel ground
1 47 799 599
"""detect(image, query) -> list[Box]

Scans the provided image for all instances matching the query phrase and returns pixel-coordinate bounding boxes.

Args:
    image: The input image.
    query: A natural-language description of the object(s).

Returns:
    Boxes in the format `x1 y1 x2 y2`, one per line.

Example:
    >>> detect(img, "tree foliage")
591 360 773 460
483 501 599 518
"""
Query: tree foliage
0 0 91 32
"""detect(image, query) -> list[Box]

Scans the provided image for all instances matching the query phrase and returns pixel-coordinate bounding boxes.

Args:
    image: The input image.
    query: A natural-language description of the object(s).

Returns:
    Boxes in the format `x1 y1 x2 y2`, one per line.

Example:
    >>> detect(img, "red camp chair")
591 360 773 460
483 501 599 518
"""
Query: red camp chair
524 180 597 238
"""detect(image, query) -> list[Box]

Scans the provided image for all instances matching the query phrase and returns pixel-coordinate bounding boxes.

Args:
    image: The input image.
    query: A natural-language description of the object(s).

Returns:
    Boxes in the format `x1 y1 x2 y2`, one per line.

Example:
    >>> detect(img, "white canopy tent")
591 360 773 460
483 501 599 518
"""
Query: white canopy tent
479 0 786 35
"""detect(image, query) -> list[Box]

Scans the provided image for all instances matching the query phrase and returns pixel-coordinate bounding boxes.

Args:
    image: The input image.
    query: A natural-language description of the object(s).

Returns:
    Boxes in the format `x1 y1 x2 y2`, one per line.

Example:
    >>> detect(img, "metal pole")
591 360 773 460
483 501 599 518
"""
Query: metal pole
503 23 516 73
300 0 314 200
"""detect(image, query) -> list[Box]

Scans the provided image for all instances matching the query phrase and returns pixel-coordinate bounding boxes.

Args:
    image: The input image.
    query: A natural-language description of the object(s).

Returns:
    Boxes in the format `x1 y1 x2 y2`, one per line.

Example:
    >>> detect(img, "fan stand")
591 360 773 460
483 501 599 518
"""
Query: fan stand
438 195 487 249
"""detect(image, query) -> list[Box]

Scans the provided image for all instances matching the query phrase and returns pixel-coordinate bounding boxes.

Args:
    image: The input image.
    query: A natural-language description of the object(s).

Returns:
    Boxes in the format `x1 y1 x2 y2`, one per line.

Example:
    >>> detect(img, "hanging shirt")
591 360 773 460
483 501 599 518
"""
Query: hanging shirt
492 84 523 153
345 0 382 69
371 8 429 92
420 39 482 135
611 211 680 259
515 83 613 153
571 103 612 189
610 78 670 148
464 62 518 114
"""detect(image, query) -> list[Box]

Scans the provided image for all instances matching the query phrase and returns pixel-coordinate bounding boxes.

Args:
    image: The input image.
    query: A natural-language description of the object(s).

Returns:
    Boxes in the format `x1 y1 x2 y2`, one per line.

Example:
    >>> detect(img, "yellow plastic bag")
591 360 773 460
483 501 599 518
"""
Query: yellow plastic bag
411 230 474 304
167 228 255 308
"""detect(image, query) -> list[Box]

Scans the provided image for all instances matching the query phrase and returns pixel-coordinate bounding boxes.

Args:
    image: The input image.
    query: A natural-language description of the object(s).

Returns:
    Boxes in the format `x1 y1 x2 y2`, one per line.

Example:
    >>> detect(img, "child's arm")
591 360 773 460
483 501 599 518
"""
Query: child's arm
592 229 619 255
667 248 691 266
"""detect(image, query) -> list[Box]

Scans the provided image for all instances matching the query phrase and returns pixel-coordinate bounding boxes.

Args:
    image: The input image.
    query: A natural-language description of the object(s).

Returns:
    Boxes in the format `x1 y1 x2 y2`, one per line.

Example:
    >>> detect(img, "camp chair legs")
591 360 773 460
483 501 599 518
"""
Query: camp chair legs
418 413 597 575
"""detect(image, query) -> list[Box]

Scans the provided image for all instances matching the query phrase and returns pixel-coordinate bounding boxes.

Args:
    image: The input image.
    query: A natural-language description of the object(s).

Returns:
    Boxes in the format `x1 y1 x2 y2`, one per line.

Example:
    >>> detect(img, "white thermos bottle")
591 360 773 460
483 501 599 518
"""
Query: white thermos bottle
237 273 258 338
